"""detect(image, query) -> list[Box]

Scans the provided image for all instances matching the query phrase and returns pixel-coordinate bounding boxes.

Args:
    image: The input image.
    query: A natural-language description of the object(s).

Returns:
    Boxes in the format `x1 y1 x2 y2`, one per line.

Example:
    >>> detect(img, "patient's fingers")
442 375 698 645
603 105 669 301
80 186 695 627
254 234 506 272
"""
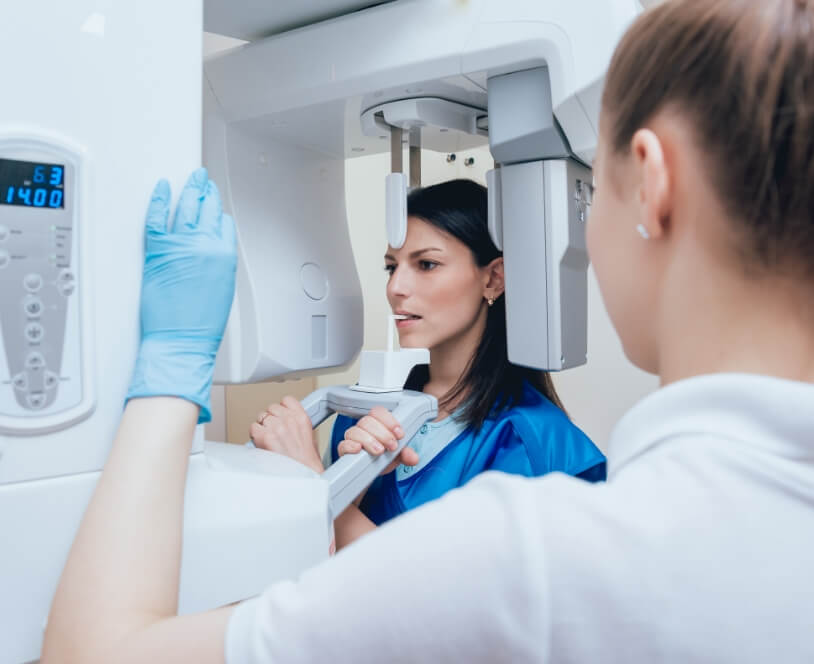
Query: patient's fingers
343 424 386 454
399 447 419 466
338 439 363 456
337 433 419 465
356 414 399 451
367 406 405 439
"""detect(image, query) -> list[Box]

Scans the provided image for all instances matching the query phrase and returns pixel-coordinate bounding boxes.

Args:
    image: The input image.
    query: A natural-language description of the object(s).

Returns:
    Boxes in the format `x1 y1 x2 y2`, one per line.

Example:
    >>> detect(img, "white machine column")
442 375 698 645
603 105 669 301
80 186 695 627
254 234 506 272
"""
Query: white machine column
0 4 203 661
0 5 335 663
0 0 203 482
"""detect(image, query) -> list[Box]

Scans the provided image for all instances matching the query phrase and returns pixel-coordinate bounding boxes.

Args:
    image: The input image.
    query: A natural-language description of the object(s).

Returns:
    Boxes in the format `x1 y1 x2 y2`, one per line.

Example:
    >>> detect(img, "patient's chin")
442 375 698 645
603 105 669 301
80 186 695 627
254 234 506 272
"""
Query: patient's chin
397 334 423 349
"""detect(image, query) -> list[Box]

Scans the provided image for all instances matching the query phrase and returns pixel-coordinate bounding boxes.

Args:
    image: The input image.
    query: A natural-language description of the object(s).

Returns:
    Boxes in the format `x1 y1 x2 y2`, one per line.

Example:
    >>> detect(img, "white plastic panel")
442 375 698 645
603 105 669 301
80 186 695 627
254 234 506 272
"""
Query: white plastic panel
203 2 480 134
205 84 364 384
0 446 330 663
204 0 640 163
555 83 602 166
204 0 396 41
178 445 330 613
472 0 641 107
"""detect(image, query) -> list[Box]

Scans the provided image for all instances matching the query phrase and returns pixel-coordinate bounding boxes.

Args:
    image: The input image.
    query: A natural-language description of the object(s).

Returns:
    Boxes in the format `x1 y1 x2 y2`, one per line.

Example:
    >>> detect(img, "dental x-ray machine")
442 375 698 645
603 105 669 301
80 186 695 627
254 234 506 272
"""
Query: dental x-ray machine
0 1 640 660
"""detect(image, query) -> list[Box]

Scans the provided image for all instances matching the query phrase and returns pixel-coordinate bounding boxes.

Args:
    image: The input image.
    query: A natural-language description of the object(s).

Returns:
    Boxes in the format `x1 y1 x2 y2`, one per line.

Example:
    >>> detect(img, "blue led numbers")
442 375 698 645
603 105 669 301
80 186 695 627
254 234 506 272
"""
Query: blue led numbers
0 158 65 209
50 166 63 186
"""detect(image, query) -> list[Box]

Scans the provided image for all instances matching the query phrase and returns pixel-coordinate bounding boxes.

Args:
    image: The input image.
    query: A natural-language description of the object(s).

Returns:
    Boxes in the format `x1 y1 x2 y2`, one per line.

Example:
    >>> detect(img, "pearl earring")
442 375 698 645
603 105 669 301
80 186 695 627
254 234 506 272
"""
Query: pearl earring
636 224 651 240
487 297 495 307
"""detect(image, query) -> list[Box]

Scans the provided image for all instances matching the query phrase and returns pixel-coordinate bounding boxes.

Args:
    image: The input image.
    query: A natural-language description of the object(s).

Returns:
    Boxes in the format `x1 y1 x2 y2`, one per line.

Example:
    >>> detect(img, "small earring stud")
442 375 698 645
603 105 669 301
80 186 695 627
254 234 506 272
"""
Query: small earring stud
487 298 495 307
636 224 651 240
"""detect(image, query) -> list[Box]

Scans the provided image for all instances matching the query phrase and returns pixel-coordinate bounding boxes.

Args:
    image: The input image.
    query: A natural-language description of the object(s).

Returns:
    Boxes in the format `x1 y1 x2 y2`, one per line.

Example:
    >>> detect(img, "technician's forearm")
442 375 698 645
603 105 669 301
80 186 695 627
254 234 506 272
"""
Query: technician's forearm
42 397 198 664
334 504 378 550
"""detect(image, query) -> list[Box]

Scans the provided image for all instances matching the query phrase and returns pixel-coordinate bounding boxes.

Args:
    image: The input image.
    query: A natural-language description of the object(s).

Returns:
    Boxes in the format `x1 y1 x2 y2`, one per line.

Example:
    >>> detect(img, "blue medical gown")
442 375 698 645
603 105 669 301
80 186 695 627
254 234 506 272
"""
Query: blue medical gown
330 382 606 526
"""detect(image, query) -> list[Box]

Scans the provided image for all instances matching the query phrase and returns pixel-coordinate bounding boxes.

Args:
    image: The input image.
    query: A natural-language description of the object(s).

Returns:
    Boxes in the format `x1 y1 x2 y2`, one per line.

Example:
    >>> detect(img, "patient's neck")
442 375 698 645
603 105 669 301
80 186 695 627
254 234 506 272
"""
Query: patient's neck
424 310 486 414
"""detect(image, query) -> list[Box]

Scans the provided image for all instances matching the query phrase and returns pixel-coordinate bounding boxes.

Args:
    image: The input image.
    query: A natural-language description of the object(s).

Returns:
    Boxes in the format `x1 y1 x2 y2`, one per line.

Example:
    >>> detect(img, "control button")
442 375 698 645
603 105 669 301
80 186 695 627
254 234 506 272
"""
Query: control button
25 322 45 343
57 269 76 297
24 296 43 317
44 371 59 390
25 352 45 369
12 373 28 391
24 273 43 293
0 224 8 241
0 249 9 269
27 393 46 410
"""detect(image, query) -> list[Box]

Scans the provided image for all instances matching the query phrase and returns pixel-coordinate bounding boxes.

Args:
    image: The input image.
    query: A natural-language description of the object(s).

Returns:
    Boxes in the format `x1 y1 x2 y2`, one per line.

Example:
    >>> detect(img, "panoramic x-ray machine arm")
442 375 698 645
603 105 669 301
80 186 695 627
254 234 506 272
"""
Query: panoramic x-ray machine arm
0 1 640 661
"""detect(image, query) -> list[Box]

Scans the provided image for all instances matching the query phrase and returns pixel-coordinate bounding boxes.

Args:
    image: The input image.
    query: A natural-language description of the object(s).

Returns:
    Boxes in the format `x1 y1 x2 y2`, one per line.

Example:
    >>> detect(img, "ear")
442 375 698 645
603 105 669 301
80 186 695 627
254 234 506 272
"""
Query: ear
630 128 672 240
483 257 505 300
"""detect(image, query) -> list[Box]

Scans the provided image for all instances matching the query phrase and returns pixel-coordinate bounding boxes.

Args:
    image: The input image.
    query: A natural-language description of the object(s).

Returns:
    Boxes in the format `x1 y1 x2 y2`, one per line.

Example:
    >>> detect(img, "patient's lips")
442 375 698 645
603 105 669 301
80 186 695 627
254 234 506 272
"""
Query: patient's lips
394 309 421 328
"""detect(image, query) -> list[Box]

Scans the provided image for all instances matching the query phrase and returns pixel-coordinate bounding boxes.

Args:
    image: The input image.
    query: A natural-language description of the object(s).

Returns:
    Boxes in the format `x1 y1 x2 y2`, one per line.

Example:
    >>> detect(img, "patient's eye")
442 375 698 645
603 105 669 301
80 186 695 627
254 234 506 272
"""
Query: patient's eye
418 260 438 271
384 263 396 275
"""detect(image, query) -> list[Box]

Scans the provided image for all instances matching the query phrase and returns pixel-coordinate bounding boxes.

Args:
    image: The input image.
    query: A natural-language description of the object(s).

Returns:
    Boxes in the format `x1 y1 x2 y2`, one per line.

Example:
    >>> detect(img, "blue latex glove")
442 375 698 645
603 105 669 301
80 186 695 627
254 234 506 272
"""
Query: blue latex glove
126 167 237 423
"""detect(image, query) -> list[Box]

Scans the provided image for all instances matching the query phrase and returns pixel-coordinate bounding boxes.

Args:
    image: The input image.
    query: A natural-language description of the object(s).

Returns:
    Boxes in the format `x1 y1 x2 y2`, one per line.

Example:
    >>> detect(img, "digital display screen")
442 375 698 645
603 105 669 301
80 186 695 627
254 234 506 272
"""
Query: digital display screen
0 157 65 209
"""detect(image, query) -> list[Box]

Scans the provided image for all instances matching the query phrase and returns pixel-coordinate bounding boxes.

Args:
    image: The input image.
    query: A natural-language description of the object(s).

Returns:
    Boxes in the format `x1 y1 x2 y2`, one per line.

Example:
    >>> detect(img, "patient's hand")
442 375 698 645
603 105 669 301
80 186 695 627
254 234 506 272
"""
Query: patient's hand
338 406 419 476
250 396 324 474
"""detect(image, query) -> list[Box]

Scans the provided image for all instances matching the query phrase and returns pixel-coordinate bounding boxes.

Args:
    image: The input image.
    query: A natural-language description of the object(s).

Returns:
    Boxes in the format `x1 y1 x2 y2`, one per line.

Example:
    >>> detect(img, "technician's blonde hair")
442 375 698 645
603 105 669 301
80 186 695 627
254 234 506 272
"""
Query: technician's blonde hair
603 0 814 276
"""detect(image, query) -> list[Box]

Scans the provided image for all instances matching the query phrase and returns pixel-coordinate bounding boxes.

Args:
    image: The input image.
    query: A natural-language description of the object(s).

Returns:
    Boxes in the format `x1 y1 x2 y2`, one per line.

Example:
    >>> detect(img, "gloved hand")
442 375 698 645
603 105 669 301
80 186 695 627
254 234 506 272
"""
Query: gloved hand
126 167 237 423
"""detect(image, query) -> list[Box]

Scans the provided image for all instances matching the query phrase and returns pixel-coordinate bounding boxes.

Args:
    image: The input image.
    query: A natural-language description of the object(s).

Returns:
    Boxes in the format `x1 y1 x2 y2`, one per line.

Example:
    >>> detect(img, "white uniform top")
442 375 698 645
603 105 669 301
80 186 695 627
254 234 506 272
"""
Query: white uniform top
227 374 814 663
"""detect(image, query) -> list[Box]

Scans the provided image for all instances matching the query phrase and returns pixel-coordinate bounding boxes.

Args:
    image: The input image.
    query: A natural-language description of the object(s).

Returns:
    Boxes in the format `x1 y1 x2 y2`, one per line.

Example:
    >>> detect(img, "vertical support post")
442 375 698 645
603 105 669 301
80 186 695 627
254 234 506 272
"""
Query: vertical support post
390 126 403 173
409 127 421 188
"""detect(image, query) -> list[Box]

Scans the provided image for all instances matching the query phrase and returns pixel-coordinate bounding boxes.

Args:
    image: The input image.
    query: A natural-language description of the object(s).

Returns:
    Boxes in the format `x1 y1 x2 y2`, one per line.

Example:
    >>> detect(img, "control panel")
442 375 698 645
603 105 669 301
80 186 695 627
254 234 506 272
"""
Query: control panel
0 136 91 434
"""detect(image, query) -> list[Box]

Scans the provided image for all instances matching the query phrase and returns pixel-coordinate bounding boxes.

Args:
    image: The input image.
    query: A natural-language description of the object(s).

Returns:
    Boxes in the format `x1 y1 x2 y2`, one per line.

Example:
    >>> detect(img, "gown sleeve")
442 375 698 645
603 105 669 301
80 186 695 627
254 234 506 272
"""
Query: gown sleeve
488 411 607 482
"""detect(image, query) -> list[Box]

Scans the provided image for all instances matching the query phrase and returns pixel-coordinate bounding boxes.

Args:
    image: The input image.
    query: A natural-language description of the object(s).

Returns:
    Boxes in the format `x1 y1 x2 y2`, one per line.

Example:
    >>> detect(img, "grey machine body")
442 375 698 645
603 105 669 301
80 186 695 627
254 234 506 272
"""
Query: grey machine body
487 66 592 371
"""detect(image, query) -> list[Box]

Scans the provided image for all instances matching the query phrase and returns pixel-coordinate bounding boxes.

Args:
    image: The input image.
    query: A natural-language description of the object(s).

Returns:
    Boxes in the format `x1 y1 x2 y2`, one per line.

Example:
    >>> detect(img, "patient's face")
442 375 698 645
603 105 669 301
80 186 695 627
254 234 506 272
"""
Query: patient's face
385 216 487 353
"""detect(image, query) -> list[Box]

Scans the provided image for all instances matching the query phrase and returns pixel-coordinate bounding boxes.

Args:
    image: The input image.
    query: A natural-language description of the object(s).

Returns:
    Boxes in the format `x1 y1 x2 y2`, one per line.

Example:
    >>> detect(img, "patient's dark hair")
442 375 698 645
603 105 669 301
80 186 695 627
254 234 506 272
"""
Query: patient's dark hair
403 179 566 430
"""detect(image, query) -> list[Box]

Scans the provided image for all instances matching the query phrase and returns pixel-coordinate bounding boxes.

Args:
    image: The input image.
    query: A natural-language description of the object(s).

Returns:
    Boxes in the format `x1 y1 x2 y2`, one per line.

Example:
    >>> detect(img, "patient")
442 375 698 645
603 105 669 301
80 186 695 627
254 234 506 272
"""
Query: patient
250 180 605 549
